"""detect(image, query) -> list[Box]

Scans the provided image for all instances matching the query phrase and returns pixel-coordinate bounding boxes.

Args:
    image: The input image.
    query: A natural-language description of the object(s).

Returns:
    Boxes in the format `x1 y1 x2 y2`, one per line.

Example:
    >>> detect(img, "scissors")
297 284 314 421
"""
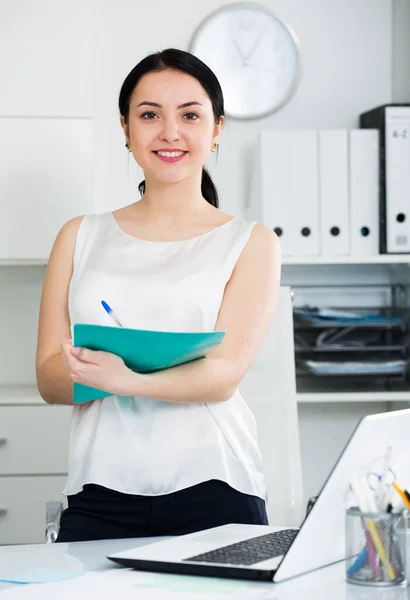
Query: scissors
367 468 396 492
366 467 397 510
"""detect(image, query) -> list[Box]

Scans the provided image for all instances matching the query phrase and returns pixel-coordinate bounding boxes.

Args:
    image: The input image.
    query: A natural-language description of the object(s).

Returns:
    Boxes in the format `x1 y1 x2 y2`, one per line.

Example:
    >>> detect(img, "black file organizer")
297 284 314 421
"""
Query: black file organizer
292 284 410 394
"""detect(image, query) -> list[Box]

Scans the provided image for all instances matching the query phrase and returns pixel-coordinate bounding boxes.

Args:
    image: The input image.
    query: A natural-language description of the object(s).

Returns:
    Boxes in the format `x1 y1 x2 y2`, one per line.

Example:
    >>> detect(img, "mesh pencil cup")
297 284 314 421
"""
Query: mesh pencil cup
346 507 407 587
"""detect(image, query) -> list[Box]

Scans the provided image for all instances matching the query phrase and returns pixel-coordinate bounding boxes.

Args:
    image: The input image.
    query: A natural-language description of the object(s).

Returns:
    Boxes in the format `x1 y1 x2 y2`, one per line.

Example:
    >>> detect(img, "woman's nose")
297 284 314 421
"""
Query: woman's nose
159 119 180 142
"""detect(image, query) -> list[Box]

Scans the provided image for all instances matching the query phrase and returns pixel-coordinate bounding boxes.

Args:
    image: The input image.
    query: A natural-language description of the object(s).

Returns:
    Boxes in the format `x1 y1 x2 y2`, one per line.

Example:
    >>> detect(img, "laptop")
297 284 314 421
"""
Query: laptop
108 408 410 582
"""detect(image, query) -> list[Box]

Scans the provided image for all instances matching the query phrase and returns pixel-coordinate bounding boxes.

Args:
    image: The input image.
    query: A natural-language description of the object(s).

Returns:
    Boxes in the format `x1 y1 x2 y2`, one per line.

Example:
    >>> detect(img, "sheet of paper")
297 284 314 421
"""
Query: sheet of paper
0 568 84 584
0 568 271 599
0 543 84 589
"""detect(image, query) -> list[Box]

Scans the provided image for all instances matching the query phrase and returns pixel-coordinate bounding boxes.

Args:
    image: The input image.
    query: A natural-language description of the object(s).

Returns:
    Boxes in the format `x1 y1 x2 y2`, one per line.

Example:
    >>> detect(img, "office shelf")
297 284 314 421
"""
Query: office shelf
0 259 47 266
282 254 410 265
0 385 44 405
6 255 410 267
297 391 410 403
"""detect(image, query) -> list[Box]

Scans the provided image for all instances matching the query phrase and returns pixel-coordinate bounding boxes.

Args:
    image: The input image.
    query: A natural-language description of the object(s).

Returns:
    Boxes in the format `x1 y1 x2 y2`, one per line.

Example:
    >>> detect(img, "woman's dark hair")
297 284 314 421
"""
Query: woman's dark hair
118 48 224 208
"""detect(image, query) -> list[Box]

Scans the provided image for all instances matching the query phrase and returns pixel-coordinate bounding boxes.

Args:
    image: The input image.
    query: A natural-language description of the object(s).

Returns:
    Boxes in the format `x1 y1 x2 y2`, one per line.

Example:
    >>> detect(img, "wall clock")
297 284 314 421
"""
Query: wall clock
189 3 301 119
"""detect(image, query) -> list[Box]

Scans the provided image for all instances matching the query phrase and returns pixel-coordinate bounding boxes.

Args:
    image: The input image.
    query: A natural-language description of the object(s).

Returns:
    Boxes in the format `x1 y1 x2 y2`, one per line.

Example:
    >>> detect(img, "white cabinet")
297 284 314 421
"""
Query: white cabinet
0 388 72 544
0 476 68 545
0 0 93 263
0 0 93 117
0 405 71 475
0 119 93 262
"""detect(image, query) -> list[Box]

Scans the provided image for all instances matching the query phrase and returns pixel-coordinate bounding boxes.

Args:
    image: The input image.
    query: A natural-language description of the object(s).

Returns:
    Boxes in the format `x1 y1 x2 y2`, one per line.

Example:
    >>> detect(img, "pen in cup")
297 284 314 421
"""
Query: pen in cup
349 476 396 580
101 300 124 328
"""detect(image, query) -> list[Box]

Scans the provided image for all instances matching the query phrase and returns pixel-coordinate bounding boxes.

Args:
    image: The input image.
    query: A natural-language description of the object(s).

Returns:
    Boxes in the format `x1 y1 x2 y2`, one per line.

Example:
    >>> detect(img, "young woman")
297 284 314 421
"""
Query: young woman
36 48 281 542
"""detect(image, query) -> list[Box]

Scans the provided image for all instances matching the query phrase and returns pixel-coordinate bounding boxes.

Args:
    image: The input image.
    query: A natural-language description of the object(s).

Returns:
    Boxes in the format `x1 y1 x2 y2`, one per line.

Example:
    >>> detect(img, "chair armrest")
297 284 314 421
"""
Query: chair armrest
45 501 64 543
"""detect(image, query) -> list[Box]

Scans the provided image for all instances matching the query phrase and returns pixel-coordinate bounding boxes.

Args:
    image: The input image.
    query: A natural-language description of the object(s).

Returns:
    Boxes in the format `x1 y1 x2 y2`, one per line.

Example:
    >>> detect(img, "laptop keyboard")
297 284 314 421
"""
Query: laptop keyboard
183 529 299 566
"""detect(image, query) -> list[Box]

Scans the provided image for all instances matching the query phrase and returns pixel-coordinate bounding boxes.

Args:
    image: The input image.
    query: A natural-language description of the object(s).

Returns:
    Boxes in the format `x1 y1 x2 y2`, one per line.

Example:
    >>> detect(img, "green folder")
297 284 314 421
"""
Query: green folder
72 323 226 403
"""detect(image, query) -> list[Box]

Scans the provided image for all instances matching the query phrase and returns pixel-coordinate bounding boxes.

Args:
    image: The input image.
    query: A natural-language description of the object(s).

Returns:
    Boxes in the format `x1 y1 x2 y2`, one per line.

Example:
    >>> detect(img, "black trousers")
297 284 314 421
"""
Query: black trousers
56 479 268 542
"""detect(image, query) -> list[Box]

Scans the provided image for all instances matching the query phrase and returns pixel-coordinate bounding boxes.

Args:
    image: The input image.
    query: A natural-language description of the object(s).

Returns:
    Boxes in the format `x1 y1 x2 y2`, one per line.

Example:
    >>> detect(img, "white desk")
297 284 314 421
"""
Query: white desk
0 537 409 599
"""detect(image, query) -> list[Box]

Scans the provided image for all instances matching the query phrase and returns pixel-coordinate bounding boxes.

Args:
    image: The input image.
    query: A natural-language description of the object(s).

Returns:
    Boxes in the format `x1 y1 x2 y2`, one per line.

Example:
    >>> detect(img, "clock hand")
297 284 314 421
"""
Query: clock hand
231 35 247 66
243 24 269 64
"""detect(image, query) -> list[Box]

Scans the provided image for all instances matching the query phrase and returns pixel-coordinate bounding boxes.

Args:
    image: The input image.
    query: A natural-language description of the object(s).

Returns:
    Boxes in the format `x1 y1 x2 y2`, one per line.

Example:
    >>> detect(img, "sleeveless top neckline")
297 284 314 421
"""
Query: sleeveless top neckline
109 211 239 244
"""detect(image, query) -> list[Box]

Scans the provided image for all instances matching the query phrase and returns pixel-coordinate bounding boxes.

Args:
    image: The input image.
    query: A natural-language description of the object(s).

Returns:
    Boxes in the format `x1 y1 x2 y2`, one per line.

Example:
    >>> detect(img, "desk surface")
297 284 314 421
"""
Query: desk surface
1 537 409 599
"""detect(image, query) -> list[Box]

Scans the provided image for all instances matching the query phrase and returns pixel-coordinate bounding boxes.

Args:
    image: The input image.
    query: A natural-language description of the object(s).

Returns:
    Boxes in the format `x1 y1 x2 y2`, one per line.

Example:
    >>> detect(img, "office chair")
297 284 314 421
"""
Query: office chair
45 501 64 543
240 286 304 527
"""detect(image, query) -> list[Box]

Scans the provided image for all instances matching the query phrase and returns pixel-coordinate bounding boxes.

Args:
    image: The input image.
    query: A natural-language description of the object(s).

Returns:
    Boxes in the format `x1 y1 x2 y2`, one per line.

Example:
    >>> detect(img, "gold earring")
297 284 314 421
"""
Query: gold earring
125 142 132 152
211 142 218 152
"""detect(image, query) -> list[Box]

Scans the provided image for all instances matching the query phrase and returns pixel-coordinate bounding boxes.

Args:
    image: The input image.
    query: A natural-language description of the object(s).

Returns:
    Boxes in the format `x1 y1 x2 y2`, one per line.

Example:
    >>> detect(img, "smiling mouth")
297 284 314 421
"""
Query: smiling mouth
152 151 188 163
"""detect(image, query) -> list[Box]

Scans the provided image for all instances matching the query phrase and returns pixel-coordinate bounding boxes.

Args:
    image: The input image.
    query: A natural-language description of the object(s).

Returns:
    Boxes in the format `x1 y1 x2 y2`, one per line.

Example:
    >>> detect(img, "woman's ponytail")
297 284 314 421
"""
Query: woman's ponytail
201 166 219 208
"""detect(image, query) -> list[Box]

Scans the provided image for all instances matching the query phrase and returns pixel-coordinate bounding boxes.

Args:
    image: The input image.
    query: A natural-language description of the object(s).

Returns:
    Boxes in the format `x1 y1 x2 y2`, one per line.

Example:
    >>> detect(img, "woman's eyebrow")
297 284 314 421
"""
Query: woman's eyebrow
136 101 203 109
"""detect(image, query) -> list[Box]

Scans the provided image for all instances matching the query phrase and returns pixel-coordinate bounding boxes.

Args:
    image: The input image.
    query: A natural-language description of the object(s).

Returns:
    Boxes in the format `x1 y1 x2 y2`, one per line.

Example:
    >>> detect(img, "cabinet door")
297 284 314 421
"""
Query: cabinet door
0 476 67 544
0 118 92 261
0 0 92 117
0 405 71 475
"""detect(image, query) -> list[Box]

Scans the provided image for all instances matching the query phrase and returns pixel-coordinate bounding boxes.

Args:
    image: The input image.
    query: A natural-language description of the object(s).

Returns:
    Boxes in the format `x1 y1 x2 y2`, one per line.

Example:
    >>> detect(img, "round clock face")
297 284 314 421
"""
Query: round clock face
189 3 301 119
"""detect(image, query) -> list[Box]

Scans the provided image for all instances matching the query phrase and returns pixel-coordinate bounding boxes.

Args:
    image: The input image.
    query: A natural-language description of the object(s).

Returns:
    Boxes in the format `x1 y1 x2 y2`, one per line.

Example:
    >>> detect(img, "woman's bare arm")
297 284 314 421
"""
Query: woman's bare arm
36 217 83 405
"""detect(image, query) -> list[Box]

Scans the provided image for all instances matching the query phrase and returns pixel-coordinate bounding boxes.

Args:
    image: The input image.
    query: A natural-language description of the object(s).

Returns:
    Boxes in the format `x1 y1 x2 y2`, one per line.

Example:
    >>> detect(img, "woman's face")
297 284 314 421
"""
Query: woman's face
121 70 224 185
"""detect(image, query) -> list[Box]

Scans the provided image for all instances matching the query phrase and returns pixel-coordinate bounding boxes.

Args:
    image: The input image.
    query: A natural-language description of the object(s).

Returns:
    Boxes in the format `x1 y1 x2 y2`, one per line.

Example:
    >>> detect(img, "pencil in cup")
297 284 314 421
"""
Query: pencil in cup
346 507 406 585
348 476 402 583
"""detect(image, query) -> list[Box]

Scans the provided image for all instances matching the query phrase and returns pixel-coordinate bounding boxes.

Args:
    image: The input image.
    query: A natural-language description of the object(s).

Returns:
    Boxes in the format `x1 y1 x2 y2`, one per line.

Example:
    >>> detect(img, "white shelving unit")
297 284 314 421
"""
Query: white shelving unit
6 255 408 267
297 391 410 403
0 259 47 266
281 253 410 405
0 385 44 406
282 254 410 265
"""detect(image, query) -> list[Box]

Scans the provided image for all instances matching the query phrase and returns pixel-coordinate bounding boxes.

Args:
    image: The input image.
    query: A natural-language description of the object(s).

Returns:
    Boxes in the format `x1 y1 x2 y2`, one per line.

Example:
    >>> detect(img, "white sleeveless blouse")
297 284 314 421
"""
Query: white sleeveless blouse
64 211 266 500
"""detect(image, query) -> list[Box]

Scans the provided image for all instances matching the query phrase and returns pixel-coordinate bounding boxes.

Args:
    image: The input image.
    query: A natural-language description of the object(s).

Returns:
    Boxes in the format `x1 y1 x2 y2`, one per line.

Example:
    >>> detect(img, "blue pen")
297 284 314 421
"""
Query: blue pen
101 300 124 328
347 546 368 576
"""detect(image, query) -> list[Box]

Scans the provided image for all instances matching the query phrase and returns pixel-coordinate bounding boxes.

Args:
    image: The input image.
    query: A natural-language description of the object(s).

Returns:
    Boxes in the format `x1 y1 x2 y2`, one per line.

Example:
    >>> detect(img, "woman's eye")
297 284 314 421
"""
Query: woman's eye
140 111 199 120
184 113 199 120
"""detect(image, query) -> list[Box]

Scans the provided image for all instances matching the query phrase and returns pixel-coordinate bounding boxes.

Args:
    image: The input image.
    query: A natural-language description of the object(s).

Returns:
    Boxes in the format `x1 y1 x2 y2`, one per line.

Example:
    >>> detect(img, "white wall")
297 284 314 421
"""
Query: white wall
0 0 404 505
392 0 410 102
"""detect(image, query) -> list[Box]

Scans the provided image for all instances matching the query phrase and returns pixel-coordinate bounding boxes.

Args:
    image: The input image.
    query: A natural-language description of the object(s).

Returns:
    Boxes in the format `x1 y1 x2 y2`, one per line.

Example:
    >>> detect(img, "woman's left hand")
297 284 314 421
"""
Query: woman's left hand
60 340 137 396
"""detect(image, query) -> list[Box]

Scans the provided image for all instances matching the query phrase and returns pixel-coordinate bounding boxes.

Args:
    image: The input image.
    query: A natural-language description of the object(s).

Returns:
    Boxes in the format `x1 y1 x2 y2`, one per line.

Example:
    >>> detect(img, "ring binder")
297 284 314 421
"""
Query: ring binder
360 104 410 254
